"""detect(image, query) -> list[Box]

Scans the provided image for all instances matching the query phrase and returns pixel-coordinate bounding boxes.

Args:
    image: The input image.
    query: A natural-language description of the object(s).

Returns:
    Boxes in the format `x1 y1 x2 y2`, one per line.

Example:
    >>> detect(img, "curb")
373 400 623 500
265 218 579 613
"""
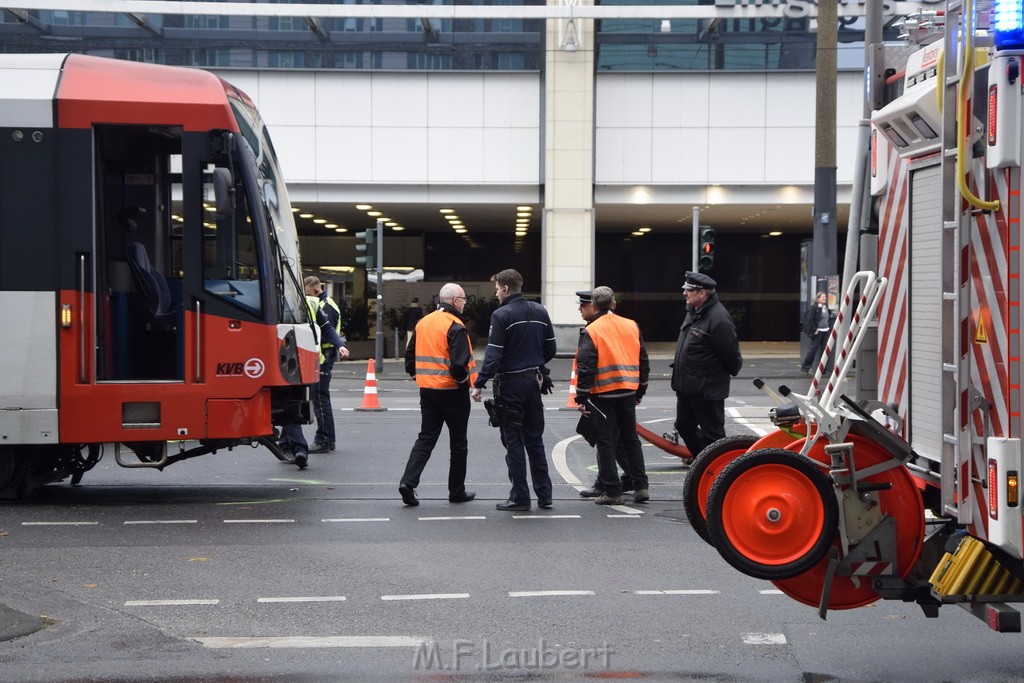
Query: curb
0 604 45 642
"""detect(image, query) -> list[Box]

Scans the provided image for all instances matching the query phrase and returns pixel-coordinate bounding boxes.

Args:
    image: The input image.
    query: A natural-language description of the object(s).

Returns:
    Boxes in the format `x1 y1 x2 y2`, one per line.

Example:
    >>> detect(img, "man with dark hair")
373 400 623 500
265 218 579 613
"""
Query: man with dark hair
574 286 650 505
471 269 557 512
671 272 743 459
398 283 476 506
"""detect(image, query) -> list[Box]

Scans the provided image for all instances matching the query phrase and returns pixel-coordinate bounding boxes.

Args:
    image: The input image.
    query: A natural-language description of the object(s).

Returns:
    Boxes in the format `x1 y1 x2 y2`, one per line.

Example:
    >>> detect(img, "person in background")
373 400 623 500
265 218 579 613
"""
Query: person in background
800 291 832 375
670 272 743 460
398 283 477 506
470 269 557 512
573 287 650 505
304 276 349 454
403 297 425 341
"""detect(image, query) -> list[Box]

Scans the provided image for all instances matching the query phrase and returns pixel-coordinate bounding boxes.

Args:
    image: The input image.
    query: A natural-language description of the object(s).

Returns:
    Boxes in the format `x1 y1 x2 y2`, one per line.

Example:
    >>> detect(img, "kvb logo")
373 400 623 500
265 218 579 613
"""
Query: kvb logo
215 358 266 378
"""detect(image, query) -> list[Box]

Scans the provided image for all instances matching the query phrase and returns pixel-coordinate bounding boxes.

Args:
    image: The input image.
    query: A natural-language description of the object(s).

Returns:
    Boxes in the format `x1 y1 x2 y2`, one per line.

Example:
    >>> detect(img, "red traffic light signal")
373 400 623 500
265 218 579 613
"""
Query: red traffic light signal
698 226 715 269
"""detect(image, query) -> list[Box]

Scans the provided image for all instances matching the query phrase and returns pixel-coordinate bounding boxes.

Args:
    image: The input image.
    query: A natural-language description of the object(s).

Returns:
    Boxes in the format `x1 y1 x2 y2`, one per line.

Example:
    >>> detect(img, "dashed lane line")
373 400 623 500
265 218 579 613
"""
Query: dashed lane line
380 593 470 601
125 599 219 606
634 590 719 595
321 517 390 523
416 515 487 521
742 633 787 645
193 636 428 649
257 596 348 603
21 521 99 526
123 520 198 525
223 519 295 524
511 514 581 520
508 590 595 598
607 514 641 518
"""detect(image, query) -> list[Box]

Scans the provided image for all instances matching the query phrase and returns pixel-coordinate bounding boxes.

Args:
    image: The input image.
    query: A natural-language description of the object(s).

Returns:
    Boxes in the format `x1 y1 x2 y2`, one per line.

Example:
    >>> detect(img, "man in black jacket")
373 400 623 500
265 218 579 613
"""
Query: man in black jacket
670 272 743 459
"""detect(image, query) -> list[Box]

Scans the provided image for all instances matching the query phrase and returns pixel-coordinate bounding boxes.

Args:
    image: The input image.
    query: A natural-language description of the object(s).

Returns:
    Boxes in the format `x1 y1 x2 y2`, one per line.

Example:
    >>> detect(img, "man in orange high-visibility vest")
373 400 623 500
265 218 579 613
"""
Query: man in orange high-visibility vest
398 282 477 506
574 286 651 506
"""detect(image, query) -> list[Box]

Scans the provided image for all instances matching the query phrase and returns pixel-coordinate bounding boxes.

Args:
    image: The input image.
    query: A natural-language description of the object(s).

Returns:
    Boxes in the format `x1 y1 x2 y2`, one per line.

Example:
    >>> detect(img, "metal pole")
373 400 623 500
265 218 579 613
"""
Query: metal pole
374 218 384 374
812 0 838 301
692 206 699 272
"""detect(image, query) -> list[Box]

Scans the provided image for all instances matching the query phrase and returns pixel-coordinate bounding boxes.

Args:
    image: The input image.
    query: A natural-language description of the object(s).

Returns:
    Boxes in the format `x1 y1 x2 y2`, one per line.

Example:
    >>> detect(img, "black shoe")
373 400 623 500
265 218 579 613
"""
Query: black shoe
294 453 308 469
621 482 635 493
399 484 419 506
579 487 604 498
495 499 530 512
309 442 334 454
538 499 553 509
449 491 476 503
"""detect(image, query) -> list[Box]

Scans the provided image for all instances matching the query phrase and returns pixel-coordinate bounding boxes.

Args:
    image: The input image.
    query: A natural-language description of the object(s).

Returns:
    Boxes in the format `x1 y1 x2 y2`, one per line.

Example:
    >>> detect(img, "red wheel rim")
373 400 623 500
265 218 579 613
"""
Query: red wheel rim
772 435 925 610
719 462 828 566
695 450 747 523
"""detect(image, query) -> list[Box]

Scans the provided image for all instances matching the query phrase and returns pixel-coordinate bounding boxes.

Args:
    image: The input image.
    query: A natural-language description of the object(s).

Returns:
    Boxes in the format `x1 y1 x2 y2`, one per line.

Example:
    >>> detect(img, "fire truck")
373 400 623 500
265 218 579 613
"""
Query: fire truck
684 0 1024 631
0 54 319 499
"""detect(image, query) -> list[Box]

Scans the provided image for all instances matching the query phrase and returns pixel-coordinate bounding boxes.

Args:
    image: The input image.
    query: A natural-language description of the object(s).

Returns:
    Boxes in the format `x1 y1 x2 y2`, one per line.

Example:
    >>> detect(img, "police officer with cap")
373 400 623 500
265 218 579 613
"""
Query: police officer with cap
471 269 557 512
670 271 743 459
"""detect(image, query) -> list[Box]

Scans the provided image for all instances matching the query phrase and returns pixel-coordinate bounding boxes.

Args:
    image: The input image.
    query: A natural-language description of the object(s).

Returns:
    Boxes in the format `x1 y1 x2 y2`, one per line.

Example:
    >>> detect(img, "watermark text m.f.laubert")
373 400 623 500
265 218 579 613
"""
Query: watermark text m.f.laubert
413 638 614 672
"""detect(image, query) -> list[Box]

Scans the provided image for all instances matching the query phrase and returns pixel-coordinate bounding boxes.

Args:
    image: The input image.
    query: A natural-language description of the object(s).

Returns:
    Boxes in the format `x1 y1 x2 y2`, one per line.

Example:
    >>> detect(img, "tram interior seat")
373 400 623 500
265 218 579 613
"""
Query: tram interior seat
119 206 172 318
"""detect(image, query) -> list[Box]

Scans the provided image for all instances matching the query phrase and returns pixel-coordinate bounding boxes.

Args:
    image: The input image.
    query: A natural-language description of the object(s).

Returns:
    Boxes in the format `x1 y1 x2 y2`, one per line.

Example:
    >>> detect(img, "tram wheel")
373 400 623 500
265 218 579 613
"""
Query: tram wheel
682 434 759 544
706 448 838 580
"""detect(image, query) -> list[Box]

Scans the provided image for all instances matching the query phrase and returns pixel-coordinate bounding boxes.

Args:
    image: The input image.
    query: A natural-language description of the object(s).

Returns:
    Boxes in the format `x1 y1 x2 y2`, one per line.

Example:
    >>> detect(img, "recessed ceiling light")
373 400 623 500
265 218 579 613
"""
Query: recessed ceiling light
449 220 463 226
516 205 532 211
446 215 460 221
439 208 454 214
392 226 405 232
516 212 530 218
367 211 382 217
335 228 348 233
313 218 327 224
291 207 301 212
385 222 397 227
355 204 372 210
299 213 313 219
631 231 644 236
768 231 783 236
638 227 651 233
454 228 467 234
326 223 338 229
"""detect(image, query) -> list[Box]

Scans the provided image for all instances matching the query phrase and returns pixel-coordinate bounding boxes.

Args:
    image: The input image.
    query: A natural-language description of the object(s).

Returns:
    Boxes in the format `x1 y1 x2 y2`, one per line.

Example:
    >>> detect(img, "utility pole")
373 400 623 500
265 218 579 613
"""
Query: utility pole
813 0 838 302
374 218 384 374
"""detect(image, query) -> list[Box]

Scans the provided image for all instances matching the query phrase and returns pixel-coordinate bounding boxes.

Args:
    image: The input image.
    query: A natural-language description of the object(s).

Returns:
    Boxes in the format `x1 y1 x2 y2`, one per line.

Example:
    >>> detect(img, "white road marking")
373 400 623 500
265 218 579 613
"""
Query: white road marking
726 407 770 437
633 590 720 595
609 505 643 514
552 434 586 487
123 520 198 525
125 599 219 606
380 593 469 601
257 596 347 603
223 519 295 524
511 514 581 520
508 590 595 598
417 516 486 521
321 517 390 523
742 632 787 645
193 636 428 648
759 589 784 595
606 514 641 518
22 521 98 526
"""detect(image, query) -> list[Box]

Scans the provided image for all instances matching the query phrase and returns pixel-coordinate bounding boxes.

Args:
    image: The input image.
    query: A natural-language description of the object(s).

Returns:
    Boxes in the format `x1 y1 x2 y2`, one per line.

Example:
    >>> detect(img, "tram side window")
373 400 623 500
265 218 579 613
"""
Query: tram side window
201 164 262 316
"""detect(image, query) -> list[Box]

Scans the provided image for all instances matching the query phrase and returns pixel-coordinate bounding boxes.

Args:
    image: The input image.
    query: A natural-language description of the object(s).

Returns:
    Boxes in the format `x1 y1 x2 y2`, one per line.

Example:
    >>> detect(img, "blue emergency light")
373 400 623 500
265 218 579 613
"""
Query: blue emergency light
994 0 1024 50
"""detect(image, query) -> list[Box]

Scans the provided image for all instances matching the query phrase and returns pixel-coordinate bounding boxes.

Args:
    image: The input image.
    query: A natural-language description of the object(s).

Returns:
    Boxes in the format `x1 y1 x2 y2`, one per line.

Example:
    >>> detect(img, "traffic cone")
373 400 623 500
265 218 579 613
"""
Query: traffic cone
355 359 387 412
559 358 579 411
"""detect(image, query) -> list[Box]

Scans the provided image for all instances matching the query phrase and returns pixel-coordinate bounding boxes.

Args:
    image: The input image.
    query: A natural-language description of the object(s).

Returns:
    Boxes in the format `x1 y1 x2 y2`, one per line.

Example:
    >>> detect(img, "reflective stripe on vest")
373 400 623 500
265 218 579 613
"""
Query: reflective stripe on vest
319 297 342 348
588 313 641 394
414 310 477 389
306 296 325 364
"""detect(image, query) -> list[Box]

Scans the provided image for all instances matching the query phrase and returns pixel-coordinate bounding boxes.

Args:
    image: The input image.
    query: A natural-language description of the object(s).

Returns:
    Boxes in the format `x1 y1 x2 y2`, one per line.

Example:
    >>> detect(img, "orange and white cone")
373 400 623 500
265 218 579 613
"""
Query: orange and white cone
355 359 387 412
560 358 579 411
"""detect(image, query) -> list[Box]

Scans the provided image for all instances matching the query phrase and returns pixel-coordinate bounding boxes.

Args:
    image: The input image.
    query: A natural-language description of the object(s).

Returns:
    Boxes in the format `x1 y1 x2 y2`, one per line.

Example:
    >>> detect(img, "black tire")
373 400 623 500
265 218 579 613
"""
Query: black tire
682 434 759 544
706 448 838 580
258 436 294 464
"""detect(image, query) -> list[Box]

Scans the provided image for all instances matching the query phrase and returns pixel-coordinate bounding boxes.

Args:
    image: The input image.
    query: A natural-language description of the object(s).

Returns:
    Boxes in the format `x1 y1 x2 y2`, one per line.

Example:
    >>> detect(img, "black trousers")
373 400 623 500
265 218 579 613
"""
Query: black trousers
674 394 726 459
400 385 471 496
801 331 830 373
497 373 552 505
312 352 336 446
590 394 648 496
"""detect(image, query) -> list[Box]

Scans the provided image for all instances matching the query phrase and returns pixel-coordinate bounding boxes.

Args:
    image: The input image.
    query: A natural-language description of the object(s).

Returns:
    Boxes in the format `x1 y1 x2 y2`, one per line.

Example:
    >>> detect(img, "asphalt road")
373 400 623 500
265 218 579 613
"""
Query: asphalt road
2 353 1023 682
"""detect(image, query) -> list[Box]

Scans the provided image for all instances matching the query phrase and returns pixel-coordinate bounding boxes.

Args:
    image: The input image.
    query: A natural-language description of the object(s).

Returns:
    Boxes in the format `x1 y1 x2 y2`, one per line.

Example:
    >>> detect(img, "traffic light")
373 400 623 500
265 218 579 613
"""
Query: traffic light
355 228 376 269
698 225 715 270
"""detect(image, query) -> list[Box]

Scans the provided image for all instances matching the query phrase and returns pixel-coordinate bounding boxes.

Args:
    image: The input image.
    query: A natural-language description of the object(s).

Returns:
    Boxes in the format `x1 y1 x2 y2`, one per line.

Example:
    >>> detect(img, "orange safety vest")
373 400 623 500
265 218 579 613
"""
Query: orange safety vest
413 309 477 389
587 313 641 394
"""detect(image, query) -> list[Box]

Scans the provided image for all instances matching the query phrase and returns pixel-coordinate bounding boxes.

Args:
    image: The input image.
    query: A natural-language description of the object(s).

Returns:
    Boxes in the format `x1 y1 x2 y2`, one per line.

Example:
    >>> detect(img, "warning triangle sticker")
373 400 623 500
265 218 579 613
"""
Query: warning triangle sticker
976 316 988 344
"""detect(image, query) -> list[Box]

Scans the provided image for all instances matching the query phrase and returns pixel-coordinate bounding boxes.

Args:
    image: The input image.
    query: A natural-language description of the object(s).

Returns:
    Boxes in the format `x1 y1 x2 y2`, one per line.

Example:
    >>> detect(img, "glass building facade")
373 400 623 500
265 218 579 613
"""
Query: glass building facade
1 0 895 72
